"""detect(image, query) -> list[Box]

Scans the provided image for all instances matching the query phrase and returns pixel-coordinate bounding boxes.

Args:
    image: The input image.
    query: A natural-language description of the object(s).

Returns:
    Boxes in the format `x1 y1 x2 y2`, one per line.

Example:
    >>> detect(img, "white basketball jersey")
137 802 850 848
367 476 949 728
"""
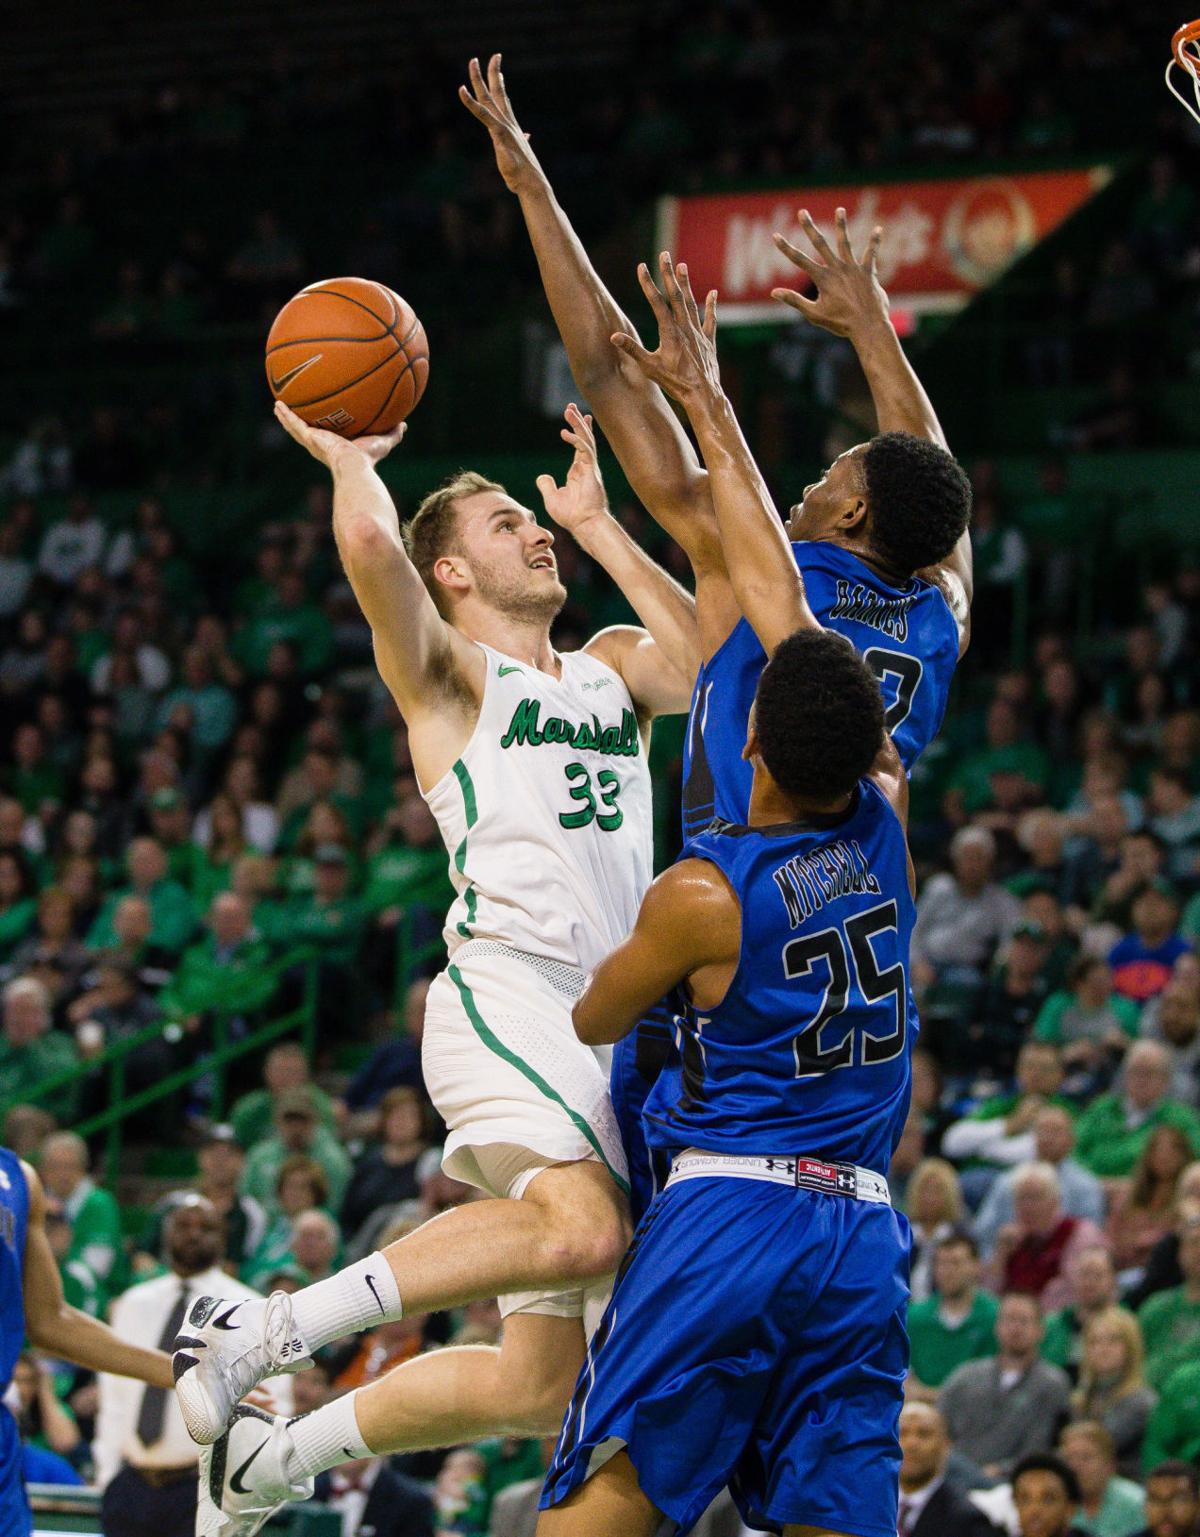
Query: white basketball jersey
423 642 654 973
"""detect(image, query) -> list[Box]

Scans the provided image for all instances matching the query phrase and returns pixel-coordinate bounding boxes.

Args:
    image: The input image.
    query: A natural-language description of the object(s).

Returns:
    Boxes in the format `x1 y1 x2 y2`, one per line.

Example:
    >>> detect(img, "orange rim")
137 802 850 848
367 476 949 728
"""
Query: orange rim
1173 19 1200 72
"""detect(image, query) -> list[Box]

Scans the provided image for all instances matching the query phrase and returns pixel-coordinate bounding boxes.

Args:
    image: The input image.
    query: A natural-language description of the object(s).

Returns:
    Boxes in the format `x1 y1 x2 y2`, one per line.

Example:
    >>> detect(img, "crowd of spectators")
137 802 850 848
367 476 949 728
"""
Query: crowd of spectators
3 444 1200 1536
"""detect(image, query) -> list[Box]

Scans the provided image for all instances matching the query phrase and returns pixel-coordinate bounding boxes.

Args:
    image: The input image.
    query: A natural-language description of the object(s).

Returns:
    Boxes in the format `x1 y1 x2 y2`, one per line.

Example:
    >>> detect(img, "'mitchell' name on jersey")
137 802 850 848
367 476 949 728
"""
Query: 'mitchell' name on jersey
682 541 958 837
423 643 654 975
644 777 917 1177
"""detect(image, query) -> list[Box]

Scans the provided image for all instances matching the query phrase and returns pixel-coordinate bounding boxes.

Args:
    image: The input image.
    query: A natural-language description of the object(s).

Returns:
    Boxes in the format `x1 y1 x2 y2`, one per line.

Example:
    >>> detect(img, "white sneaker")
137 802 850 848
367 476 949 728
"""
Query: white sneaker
174 1291 310 1446
196 1404 313 1536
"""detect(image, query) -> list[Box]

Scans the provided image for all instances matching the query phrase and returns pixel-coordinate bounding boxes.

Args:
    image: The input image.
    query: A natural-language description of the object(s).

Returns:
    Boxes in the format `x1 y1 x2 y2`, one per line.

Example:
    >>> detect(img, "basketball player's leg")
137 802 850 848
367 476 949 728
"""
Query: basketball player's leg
372 1156 628 1314
534 1451 663 1537
354 1308 584 1452
197 1310 589 1532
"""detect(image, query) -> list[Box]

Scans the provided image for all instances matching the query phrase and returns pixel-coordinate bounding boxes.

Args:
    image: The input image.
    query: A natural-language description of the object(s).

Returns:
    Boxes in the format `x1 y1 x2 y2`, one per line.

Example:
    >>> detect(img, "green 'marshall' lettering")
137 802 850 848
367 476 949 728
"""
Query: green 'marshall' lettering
500 697 640 757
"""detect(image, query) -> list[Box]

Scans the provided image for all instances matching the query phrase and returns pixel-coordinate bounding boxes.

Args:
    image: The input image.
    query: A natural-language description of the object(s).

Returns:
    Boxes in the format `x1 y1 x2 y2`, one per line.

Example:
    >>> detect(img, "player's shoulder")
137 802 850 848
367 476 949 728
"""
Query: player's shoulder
580 624 646 673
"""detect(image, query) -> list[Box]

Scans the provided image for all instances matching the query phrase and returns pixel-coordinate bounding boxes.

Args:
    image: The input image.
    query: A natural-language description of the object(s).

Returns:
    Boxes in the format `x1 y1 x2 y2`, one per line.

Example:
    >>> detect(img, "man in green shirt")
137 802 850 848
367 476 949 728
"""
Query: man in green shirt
1137 1220 1200 1393
0 975 79 1118
229 1040 337 1150
272 845 366 966
1074 1040 1200 1179
239 1086 350 1215
39 1130 125 1301
907 1231 999 1397
160 891 279 1023
233 569 334 677
87 835 197 956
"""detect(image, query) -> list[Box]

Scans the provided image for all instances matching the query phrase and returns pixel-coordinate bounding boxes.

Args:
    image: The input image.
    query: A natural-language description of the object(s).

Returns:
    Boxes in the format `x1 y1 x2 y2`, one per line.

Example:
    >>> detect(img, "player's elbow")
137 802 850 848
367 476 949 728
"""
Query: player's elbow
339 518 397 570
572 999 620 1047
24 1309 58 1352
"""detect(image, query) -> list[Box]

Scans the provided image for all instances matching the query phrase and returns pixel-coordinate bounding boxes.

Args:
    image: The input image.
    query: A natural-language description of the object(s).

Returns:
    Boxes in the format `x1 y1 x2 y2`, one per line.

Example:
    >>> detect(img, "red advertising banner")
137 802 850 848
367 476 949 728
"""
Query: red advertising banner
657 167 1111 322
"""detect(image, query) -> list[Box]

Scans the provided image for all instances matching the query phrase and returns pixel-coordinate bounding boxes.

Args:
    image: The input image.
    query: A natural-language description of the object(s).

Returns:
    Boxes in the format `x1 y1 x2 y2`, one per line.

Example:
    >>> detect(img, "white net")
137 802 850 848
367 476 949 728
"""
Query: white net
1166 25 1200 125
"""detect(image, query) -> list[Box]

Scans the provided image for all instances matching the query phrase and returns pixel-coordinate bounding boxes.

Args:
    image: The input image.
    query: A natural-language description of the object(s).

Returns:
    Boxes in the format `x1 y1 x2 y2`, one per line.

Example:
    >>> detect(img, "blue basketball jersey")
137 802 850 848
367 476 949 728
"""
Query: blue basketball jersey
644 779 918 1177
681 541 958 837
0 1147 30 1537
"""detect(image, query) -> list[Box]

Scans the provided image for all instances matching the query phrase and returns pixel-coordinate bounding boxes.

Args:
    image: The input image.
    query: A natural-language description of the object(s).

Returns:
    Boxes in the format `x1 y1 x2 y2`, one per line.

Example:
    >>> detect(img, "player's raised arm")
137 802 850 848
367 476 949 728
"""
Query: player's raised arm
273 402 481 719
537 404 698 715
21 1162 172 1388
612 255 820 658
459 54 739 649
773 209 972 649
573 860 740 1046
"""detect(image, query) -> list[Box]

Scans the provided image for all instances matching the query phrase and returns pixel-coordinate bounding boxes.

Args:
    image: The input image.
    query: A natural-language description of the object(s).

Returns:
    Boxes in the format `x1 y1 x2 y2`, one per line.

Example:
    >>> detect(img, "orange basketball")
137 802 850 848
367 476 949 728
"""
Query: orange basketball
265 277 429 438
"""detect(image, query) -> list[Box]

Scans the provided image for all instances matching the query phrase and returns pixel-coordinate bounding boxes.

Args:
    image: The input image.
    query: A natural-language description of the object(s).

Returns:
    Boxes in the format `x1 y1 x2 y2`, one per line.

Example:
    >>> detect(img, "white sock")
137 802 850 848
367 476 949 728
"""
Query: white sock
286 1390 370 1480
289 1253 403 1352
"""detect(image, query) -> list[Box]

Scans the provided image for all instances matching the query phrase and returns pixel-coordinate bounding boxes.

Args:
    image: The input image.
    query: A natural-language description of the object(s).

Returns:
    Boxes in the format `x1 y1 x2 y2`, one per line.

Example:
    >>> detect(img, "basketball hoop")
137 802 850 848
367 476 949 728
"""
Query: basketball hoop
1167 19 1200 125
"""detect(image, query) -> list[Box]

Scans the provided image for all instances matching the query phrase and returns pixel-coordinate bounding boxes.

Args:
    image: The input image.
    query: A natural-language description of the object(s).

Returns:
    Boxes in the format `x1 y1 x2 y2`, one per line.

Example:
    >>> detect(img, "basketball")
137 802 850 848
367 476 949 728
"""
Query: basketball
265 277 429 438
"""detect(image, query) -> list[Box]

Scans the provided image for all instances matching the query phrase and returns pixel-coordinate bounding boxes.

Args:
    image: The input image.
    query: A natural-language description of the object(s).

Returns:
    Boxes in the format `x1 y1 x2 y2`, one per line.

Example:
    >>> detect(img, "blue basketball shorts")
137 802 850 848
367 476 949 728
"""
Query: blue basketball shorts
542 1169 911 1537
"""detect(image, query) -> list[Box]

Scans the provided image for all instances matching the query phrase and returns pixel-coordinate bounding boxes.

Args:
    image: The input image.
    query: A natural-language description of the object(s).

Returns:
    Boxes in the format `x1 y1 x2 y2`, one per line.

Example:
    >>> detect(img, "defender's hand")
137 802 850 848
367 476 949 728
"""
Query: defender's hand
274 401 406 471
536 405 609 536
772 207 889 338
459 54 544 196
611 252 720 407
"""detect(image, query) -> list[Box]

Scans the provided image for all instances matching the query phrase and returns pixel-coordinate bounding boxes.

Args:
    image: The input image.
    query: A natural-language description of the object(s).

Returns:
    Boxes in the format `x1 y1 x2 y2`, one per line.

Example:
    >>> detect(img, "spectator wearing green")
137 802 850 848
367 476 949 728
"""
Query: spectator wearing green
277 748 364 855
945 697 1050 818
240 1087 350 1215
157 645 238 753
0 850 38 962
0 976 78 1118
271 845 365 964
191 794 249 911
160 891 278 1023
363 786 454 916
1041 1247 1121 1378
1033 956 1141 1073
1075 1040 1200 1179
1140 1361 1200 1468
145 788 206 890
229 1040 337 1150
1137 1219 1200 1394
941 1040 1071 1173
8 721 66 812
1058 1421 1145 1537
87 835 197 956
232 569 333 676
39 1130 125 1301
43 1201 103 1317
907 1231 999 1397
278 803 360 899
241 1153 330 1288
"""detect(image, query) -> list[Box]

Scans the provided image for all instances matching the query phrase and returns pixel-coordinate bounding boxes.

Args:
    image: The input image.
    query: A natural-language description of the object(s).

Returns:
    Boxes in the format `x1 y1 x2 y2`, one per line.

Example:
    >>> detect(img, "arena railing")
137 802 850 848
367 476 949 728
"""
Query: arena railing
27 1480 341 1533
4 948 320 1181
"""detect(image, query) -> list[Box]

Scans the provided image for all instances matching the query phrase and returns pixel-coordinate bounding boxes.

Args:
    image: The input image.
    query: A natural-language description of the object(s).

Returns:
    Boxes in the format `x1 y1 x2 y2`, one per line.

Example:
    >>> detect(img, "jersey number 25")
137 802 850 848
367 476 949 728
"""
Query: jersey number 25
783 899 907 1077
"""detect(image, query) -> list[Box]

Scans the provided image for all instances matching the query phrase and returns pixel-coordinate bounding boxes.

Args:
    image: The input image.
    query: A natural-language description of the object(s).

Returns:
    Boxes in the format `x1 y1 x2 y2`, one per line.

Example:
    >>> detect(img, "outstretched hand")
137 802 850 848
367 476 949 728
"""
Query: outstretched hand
273 400 406 471
611 252 720 407
772 206 888 338
536 404 609 535
458 54 544 196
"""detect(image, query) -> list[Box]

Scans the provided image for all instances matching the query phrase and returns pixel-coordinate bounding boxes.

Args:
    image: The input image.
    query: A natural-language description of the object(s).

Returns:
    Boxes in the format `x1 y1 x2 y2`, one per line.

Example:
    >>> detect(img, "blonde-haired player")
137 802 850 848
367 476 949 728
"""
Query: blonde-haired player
176 399 697 1531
